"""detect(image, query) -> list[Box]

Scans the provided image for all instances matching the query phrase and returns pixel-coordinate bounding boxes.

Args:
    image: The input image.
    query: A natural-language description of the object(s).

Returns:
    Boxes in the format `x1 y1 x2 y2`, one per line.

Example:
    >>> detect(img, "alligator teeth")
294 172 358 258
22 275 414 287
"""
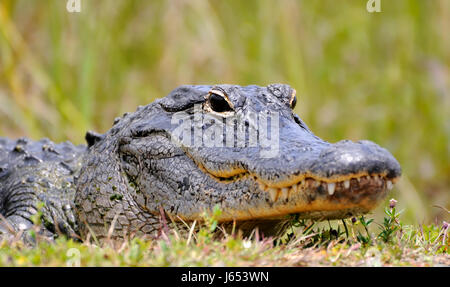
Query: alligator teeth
299 180 305 189
387 180 393 190
344 180 350 189
292 183 298 193
327 183 336 195
268 188 279 202
280 188 289 200
373 175 381 185
260 183 268 191
262 174 390 199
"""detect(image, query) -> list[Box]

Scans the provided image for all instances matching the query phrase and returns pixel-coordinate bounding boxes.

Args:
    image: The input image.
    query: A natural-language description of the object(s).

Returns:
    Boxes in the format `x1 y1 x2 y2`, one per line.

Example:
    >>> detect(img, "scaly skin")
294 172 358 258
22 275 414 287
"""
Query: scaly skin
0 84 401 241
0 138 83 239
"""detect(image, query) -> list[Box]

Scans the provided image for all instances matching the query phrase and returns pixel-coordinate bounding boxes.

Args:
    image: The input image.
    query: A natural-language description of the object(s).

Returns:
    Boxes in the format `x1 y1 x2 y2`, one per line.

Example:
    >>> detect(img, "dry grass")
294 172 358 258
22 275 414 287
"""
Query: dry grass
0 0 448 266
0 201 448 266
0 0 448 223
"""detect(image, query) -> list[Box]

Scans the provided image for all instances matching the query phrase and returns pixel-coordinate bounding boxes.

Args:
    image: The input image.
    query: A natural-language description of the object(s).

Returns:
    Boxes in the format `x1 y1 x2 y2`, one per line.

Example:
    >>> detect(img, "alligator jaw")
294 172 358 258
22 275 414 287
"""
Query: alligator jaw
223 174 395 222
258 173 397 203
174 172 398 224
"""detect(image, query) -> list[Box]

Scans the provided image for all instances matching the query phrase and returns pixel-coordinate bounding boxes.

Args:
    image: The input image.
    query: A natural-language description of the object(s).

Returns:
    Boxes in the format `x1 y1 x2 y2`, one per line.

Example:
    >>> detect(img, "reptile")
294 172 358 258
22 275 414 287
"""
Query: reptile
0 84 401 241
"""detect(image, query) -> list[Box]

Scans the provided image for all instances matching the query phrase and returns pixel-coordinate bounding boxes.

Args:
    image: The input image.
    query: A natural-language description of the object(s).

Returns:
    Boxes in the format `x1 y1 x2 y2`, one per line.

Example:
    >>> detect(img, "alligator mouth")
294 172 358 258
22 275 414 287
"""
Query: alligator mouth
203 165 397 202
185 156 399 222
191 169 399 223
257 173 398 203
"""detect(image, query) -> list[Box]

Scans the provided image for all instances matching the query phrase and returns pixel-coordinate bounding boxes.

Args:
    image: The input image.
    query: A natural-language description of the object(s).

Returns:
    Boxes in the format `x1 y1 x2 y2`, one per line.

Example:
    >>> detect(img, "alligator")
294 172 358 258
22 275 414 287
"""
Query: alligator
0 84 401 241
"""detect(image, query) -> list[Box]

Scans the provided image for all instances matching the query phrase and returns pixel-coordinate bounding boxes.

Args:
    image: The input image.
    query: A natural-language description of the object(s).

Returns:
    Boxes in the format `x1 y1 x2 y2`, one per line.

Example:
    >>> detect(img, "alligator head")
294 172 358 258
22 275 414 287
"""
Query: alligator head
74 84 401 239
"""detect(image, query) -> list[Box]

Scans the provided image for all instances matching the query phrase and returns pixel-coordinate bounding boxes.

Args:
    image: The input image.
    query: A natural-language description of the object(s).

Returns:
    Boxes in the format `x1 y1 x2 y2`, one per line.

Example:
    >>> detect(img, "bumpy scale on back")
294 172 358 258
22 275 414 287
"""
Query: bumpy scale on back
0 137 84 239
0 84 401 241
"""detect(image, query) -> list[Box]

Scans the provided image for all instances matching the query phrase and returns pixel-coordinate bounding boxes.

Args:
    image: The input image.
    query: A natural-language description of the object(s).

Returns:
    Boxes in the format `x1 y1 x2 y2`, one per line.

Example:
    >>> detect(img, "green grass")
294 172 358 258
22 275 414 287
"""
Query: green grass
0 0 448 224
0 200 448 266
0 0 448 266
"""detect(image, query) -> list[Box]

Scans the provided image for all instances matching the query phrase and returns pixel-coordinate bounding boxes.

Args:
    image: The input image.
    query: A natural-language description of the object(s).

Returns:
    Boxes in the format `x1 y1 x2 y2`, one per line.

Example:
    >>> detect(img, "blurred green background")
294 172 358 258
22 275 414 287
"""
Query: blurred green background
0 0 448 223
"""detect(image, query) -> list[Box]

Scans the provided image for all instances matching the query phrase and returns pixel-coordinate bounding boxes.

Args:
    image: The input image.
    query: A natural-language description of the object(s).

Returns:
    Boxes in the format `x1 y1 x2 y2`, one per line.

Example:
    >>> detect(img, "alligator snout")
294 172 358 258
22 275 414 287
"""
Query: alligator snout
252 139 400 186
247 127 400 185
314 140 401 180
239 138 401 220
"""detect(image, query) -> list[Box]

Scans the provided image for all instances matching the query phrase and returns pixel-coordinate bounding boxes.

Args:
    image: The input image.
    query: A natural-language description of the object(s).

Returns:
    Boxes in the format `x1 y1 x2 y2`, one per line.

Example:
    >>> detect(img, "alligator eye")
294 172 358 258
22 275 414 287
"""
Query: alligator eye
208 91 234 113
290 96 297 109
290 90 297 109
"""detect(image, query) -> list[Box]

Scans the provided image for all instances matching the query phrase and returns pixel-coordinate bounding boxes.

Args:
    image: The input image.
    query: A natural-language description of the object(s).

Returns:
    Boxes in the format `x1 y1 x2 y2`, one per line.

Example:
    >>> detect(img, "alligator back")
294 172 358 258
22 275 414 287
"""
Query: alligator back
0 137 86 239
